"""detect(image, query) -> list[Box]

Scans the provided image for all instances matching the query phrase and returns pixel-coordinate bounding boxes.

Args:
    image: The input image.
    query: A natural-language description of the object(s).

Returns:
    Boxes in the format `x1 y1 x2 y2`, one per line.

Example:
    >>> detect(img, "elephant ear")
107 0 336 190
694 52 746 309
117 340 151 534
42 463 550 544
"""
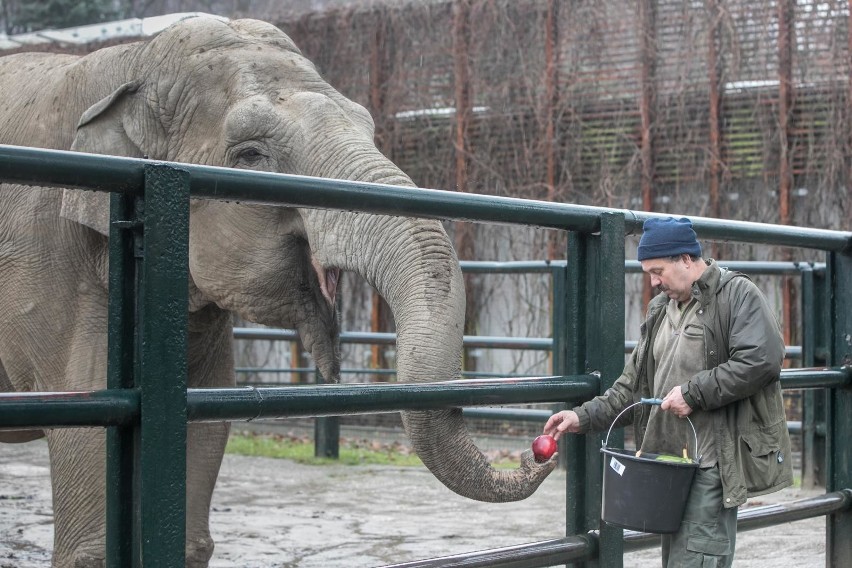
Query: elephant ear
60 80 145 236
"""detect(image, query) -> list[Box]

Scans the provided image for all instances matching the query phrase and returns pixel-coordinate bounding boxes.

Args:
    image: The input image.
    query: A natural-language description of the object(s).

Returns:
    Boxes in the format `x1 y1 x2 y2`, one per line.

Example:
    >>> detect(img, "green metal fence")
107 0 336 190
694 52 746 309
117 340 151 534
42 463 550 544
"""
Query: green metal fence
235 258 830 479
0 144 850 567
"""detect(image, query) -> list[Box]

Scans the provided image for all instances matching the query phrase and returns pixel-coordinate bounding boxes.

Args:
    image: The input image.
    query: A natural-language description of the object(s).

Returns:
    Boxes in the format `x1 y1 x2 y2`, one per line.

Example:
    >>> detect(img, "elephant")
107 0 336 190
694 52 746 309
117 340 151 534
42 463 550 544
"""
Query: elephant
0 15 556 567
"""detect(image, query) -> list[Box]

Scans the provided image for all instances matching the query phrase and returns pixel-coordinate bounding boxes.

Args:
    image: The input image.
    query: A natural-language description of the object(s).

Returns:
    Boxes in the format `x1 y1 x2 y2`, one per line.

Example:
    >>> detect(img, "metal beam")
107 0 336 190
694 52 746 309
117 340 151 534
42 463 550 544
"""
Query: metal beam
1 145 849 250
137 164 189 566
827 250 852 564
185 375 599 422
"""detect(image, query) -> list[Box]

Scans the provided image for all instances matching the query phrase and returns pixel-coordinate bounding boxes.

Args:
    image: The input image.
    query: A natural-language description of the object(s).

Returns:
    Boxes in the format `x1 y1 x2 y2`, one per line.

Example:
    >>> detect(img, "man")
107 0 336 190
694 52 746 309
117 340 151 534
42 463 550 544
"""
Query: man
544 217 793 567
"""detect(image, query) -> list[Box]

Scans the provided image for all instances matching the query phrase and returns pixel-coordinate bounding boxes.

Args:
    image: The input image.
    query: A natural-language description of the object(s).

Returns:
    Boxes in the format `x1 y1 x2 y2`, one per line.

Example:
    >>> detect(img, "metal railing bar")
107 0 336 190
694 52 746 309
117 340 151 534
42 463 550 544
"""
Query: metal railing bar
379 491 852 565
625 260 826 274
235 369 537 379
233 328 554 350
626 340 803 359
779 367 852 390
461 407 553 422
379 535 596 567
0 390 139 428
186 376 599 422
5 368 843 429
459 260 566 274
0 145 145 195
235 328 806 358
622 489 852 551
2 145 850 251
462 260 827 275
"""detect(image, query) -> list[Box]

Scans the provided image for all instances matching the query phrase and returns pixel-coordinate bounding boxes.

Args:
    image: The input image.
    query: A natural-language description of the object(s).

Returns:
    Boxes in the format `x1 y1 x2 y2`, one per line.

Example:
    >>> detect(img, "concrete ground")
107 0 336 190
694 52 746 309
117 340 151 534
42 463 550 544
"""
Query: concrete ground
0 436 828 567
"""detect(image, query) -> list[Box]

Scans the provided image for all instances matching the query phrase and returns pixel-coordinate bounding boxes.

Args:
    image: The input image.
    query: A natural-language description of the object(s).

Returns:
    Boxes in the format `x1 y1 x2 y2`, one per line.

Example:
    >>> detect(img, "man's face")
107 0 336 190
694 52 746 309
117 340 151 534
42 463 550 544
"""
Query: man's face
640 255 694 303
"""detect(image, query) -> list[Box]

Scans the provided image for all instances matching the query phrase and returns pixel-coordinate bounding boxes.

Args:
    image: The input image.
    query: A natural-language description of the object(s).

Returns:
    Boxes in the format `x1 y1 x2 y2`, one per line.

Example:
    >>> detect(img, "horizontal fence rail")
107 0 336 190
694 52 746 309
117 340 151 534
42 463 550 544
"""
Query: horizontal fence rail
0 390 139 428
461 260 827 274
0 376 599 428
381 536 598 567
233 328 553 351
186 376 598 422
2 368 847 429
623 489 852 551
235 327 806 360
2 145 850 250
382 490 852 567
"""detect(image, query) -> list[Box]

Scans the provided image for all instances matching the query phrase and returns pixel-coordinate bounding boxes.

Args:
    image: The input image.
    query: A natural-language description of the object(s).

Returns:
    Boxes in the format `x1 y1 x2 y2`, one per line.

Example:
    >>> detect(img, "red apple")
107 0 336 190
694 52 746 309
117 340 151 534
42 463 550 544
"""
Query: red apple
531 434 557 462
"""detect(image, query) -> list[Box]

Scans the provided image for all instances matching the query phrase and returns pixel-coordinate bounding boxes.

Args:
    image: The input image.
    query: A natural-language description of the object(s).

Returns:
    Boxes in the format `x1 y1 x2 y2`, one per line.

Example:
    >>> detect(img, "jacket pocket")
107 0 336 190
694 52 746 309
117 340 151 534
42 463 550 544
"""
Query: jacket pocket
687 535 732 557
683 323 704 339
739 421 788 493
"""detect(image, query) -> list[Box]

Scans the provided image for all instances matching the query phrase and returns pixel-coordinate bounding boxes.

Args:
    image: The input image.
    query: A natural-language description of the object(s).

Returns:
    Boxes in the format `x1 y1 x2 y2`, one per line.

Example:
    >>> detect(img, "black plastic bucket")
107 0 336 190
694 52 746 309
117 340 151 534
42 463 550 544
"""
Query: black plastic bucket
600 399 700 534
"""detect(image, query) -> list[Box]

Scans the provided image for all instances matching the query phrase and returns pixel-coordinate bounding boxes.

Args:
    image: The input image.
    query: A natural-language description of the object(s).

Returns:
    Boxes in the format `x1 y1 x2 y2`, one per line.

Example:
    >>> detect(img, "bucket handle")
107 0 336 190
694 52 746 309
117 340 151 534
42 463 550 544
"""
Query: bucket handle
602 398 700 462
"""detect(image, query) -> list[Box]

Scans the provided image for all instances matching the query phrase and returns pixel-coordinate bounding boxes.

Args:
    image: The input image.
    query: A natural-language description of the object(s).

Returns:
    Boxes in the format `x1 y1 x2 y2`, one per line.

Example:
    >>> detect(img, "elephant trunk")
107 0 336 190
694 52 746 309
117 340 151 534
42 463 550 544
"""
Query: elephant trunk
300 171 555 501
392 263 557 503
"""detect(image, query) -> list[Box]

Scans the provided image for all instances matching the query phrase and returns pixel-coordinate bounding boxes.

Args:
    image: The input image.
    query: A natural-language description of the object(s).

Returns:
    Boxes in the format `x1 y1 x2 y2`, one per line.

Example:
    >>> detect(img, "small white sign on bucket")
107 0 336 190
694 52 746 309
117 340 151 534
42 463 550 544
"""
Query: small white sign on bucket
610 456 626 476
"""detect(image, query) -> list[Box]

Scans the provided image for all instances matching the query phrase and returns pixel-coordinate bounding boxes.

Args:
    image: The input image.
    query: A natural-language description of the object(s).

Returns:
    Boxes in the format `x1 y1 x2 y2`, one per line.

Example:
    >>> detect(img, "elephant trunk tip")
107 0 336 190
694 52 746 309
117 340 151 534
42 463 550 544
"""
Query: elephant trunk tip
403 409 559 503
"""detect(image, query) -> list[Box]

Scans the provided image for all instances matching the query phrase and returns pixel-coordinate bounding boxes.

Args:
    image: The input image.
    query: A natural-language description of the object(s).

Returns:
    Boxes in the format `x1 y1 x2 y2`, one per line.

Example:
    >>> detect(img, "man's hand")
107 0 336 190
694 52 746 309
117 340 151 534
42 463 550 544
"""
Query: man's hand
543 410 581 441
661 386 693 418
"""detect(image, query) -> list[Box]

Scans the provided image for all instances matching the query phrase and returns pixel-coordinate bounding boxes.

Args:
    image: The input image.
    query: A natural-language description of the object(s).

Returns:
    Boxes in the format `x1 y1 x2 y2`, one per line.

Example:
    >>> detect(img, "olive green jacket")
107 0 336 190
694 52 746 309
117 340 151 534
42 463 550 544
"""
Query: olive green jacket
574 259 793 508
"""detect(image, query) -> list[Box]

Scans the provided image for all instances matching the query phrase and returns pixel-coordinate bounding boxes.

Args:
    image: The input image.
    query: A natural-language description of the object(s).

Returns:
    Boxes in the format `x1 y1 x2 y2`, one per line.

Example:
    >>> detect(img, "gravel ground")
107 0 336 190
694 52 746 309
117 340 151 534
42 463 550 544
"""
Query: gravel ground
0 436 828 567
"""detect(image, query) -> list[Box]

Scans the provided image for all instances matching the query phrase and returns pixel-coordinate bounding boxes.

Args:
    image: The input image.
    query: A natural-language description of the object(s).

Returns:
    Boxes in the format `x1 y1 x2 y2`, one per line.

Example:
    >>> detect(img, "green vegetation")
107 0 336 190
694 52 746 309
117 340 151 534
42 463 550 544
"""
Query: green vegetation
226 431 521 469
654 454 694 464
226 432 425 467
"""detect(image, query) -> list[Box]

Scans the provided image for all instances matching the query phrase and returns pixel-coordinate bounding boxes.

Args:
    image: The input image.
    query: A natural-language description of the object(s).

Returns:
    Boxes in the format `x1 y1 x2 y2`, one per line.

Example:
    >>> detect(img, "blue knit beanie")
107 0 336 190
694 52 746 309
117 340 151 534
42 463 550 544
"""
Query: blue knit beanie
637 217 702 261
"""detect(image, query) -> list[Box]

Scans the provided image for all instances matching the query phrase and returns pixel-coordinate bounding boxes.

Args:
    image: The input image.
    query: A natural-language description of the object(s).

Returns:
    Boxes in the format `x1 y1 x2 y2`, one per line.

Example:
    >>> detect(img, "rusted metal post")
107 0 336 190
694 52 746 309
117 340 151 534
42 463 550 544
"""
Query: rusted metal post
370 12 390 380
849 0 852 217
370 11 388 149
290 342 305 383
452 0 477 373
707 0 723 259
777 0 795 351
545 0 560 261
639 0 656 307
370 292 389 381
453 0 471 199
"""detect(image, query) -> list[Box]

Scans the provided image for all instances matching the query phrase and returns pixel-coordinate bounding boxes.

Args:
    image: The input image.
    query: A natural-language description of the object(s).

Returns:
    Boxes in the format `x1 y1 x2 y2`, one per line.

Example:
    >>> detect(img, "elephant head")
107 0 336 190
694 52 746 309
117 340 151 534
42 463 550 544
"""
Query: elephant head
60 17 555 502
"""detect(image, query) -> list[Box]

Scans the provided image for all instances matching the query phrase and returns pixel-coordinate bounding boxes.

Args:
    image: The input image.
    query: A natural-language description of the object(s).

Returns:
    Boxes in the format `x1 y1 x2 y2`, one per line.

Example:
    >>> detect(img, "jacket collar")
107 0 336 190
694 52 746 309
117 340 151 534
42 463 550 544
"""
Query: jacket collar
690 259 723 308
647 258 722 316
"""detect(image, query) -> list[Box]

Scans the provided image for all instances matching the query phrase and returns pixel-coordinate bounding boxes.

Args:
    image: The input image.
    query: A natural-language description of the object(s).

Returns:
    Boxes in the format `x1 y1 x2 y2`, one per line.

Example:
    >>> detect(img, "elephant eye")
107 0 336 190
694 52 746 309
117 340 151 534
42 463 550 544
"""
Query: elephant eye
235 147 268 166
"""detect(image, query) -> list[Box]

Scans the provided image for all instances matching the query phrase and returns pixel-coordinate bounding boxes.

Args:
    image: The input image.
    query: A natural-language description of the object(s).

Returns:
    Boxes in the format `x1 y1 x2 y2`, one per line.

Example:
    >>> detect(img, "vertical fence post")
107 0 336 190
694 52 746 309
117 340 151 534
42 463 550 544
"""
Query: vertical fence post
564 212 625 567
137 164 190 566
801 264 827 488
591 213 626 567
315 367 340 459
551 262 569 471
565 231 590 557
826 249 852 564
315 292 341 459
106 191 140 568
800 266 818 488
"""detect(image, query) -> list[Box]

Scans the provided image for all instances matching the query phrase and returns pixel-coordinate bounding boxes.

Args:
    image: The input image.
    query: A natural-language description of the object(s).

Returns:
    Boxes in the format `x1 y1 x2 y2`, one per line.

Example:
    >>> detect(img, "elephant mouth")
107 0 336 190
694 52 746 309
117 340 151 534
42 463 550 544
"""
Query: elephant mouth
311 257 340 307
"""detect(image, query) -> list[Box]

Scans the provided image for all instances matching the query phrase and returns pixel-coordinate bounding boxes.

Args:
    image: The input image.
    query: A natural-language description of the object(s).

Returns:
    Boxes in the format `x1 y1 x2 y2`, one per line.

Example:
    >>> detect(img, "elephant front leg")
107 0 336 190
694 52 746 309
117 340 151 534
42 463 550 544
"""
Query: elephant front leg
185 421 230 567
185 306 237 567
46 425 229 568
46 428 108 568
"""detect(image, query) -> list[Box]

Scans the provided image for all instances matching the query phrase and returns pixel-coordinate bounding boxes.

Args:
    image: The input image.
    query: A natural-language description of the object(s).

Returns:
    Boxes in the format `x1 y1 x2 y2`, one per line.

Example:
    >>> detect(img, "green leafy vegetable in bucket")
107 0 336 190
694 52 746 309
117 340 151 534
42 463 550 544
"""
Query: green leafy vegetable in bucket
655 454 693 464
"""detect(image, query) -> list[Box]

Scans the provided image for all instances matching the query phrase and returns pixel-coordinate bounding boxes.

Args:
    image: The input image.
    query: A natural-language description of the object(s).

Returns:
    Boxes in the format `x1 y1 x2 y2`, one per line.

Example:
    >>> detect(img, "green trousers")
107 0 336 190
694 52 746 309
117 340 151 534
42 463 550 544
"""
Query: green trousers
661 465 737 568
